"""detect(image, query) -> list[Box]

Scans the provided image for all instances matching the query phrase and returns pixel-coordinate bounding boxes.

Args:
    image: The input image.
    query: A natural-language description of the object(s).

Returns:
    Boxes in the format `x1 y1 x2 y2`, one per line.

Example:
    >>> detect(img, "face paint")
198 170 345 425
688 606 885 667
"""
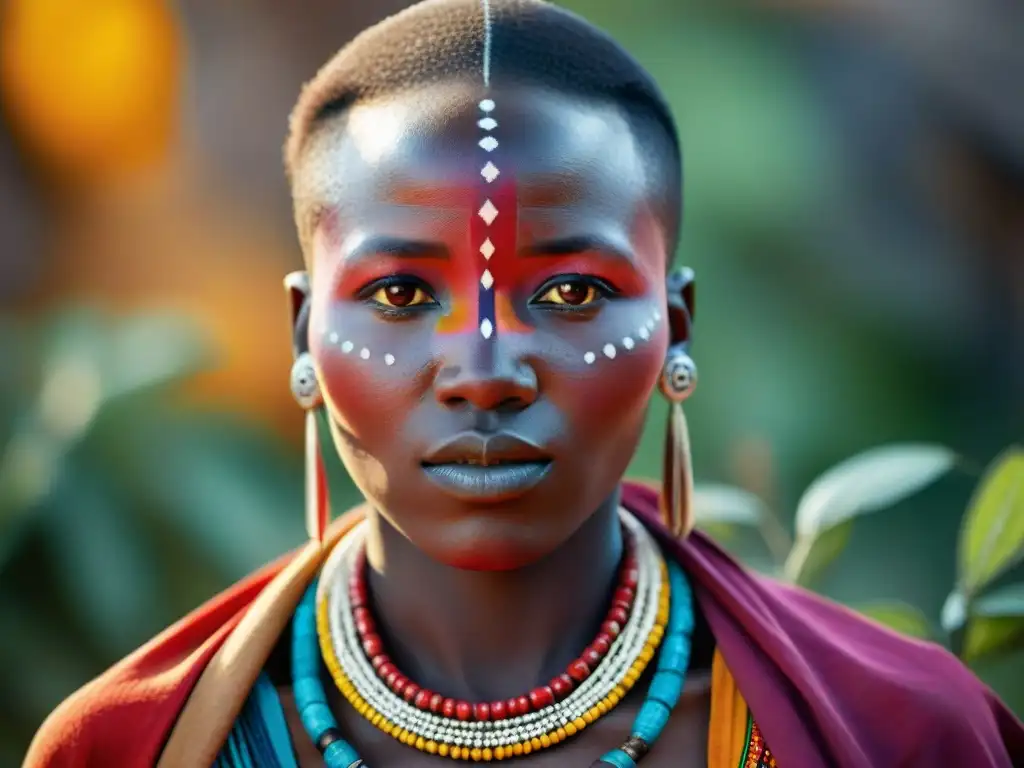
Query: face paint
304 82 675 572
472 97 525 340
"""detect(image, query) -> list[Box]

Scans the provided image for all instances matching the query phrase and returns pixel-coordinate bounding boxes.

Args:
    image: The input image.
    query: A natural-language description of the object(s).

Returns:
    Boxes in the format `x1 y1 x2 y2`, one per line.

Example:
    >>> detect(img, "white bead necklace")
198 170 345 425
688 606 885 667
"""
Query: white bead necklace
316 510 665 750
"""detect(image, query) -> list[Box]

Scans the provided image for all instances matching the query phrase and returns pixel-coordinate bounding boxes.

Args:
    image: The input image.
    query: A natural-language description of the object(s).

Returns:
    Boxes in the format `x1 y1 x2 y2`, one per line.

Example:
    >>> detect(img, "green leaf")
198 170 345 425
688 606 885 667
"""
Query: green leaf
958 447 1024 595
784 519 853 587
857 601 933 639
973 582 1024 619
784 444 955 586
43 459 165 656
127 411 304 578
941 589 968 633
963 616 1024 663
692 483 766 527
794 443 956 539
102 314 210 401
944 583 1024 662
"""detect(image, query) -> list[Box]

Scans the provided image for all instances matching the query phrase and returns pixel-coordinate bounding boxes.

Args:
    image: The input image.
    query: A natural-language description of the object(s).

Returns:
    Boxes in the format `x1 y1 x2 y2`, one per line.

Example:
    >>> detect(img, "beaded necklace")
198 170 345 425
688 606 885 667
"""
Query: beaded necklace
292 512 694 767
346 532 641 721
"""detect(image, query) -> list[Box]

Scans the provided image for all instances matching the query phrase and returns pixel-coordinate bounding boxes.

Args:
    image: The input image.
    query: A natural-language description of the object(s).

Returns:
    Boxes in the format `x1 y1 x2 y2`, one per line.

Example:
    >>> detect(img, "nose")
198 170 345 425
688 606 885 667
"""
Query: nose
434 341 538 412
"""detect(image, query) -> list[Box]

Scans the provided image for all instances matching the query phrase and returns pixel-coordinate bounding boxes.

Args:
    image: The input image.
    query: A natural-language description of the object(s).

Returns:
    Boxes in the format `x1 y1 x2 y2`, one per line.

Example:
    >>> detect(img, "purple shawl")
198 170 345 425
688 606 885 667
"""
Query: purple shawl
621 483 1024 766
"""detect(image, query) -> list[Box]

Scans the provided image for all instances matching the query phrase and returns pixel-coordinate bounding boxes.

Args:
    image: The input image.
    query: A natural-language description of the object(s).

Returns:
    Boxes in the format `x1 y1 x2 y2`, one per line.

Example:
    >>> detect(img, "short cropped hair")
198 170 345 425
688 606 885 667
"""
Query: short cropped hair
285 0 682 250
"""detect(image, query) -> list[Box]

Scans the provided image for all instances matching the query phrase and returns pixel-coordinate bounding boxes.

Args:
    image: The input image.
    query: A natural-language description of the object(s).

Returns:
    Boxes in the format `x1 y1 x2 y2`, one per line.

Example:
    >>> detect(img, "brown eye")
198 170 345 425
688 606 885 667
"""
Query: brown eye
536 280 600 307
370 281 435 309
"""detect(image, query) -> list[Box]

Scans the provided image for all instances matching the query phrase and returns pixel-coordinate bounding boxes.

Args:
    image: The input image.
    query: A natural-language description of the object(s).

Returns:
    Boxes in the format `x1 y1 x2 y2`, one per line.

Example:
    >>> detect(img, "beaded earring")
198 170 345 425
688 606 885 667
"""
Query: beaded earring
285 271 330 544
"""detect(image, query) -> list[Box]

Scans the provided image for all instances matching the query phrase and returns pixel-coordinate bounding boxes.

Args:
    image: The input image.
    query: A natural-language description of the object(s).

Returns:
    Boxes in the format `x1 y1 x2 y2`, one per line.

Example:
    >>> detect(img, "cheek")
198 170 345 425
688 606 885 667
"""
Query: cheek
309 301 434 434
543 302 667 423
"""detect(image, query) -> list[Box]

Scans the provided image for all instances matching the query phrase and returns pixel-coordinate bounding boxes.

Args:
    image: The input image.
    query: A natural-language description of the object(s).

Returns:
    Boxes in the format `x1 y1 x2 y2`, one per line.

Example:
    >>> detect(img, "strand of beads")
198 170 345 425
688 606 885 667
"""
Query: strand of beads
315 511 667 760
292 580 365 768
347 529 640 721
591 557 695 768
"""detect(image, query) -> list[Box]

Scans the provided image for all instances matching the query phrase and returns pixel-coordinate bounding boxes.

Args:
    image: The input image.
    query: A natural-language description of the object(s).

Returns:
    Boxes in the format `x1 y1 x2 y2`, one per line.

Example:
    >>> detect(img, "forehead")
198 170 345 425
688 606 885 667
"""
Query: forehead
294 83 650 235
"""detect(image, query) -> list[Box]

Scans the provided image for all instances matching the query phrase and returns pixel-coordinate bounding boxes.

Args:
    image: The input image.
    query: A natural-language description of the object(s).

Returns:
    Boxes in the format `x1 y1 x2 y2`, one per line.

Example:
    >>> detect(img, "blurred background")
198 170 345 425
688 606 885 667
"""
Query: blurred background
1 0 1022 762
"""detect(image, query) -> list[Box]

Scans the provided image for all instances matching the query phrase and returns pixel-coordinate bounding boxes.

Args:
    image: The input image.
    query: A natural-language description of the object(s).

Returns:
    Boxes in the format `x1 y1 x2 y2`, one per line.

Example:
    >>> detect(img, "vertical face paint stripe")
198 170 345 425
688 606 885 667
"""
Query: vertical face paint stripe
473 96 505 340
484 177 522 334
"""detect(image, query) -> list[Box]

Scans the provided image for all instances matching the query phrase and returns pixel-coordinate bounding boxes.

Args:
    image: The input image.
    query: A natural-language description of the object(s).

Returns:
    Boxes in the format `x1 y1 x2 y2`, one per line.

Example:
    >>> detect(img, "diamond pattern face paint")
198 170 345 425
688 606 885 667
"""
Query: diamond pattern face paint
310 5 670 372
473 96 509 341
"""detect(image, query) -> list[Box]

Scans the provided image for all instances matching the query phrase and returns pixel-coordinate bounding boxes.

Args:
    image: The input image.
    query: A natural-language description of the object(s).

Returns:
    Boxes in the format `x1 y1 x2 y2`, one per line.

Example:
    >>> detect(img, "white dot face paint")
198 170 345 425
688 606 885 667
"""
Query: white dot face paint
578 309 663 365
321 328 400 370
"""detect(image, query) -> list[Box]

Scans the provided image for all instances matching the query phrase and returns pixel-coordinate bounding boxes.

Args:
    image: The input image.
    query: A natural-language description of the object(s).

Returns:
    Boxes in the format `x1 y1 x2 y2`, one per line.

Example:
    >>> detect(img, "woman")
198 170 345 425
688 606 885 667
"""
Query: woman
25 1 1024 766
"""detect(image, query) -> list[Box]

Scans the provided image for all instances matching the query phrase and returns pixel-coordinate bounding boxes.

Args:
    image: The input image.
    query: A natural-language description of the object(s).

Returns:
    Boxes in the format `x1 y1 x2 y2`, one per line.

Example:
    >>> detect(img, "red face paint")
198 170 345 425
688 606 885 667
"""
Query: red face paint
471 174 521 337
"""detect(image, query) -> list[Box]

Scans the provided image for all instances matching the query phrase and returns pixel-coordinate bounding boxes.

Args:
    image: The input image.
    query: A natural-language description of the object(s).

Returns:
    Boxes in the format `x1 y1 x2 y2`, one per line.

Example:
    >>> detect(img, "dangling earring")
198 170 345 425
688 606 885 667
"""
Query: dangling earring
658 350 697 538
291 351 329 544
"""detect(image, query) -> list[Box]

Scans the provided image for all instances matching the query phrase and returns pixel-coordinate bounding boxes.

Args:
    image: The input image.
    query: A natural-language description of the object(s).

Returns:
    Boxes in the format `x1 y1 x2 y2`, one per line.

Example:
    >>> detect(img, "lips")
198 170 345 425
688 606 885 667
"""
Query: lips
422 432 551 467
421 432 553 501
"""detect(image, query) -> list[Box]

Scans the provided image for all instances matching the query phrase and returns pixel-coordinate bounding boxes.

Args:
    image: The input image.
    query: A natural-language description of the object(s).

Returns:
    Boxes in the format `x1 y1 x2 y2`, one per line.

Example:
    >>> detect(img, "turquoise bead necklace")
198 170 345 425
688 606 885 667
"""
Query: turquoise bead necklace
292 556 694 767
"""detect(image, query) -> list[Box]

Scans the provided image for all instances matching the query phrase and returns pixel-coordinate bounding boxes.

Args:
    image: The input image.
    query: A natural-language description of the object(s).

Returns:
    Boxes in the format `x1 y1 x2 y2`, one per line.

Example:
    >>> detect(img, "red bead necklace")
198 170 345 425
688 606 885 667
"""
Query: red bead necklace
347 528 640 723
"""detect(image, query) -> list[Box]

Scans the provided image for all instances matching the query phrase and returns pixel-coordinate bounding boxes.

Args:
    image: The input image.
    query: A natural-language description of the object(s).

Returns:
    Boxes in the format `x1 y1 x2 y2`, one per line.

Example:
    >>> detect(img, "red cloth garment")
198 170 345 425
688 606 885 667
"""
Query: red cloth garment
24 482 1024 767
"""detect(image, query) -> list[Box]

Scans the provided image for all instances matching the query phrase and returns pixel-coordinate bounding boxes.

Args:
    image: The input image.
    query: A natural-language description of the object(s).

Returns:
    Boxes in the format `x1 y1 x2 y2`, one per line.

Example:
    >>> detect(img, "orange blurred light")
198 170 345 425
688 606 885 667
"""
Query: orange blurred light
0 0 182 182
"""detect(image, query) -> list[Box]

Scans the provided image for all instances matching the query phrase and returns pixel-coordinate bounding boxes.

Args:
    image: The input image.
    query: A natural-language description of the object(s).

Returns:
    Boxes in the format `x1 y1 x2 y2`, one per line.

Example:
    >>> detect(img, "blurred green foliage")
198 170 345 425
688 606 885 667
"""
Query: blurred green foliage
0 309 360 764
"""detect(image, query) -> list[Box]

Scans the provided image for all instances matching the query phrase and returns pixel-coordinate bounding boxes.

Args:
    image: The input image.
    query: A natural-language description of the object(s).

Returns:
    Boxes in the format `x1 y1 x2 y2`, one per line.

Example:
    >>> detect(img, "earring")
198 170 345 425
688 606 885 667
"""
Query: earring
659 350 697 538
290 352 322 410
290 352 329 544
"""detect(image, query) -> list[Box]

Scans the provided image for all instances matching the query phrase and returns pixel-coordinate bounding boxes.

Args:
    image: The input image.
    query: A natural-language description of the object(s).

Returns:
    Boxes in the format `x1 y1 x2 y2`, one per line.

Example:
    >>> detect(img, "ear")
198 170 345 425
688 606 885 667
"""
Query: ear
665 267 695 351
284 271 312 357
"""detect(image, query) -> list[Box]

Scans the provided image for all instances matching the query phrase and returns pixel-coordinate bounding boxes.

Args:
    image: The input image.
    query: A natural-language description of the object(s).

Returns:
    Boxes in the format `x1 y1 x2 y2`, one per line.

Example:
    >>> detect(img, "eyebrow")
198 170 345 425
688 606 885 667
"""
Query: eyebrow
343 234 450 263
522 234 635 263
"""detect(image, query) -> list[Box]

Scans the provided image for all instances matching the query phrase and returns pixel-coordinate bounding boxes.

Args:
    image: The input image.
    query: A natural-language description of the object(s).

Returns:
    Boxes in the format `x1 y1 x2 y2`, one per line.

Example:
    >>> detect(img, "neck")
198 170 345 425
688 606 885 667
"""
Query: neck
362 493 624 702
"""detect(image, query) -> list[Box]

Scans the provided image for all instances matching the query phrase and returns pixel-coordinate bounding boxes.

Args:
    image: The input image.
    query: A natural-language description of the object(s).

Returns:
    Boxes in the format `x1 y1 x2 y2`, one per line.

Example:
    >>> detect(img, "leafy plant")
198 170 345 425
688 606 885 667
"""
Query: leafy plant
0 308 350 762
695 442 1024 698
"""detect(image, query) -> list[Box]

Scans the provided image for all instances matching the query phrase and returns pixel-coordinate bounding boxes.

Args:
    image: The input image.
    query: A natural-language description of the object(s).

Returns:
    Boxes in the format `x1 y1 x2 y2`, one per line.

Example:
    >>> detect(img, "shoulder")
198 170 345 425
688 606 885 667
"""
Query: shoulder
23 555 287 767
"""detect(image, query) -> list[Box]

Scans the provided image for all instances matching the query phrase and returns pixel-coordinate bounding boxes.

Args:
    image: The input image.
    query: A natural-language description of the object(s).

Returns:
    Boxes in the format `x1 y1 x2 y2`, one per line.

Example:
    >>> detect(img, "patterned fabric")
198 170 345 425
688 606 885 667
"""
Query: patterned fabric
742 720 778 768
707 647 778 768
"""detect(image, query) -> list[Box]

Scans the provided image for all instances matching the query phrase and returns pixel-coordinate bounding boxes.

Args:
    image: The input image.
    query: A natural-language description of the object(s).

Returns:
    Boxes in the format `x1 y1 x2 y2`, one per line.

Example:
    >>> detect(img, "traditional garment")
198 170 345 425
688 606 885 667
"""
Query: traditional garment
24 482 1024 767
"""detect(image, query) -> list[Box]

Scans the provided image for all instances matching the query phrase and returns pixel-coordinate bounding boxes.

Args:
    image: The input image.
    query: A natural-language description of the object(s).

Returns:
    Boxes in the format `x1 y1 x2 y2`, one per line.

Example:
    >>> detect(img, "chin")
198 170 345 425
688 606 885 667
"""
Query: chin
443 546 540 572
419 516 561 573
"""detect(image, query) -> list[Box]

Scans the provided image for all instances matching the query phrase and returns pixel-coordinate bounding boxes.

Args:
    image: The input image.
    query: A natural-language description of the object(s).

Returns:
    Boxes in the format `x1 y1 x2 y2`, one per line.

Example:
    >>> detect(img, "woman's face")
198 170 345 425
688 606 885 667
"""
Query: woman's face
297 83 671 571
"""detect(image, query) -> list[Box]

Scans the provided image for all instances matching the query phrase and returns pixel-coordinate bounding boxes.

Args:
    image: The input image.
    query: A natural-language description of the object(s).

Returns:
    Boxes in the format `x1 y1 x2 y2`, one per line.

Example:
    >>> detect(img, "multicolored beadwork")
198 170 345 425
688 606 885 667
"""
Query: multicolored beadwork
292 581 363 768
591 556 694 768
293 509 697 766
347 529 641 722
315 512 670 760
743 721 778 768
